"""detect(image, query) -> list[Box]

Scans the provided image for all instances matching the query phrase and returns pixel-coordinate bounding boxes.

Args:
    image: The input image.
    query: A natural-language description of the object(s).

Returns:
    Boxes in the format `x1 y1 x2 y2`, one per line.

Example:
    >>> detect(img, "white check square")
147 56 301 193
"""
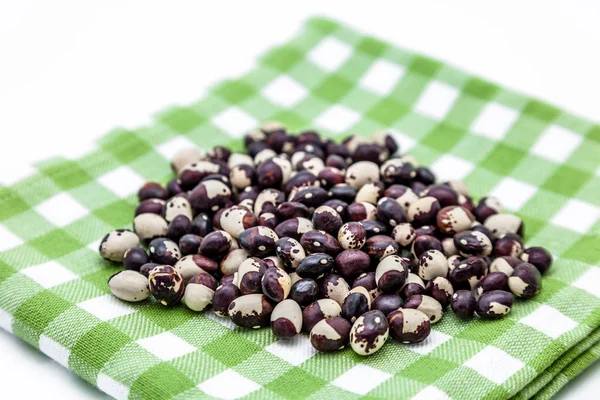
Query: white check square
35 193 89 227
390 130 417 154
97 373 130 400
0 307 14 333
265 334 317 366
531 125 583 163
465 346 524 384
137 332 196 361
551 199 600 234
332 364 392 395
360 59 405 96
520 304 578 339
39 334 71 367
212 107 258 138
98 166 145 198
430 154 475 182
262 75 308 108
156 136 202 161
0 224 23 252
205 310 237 330
411 386 451 400
489 177 537 211
198 369 260 400
471 103 519 140
314 105 361 133
21 261 77 289
308 37 353 72
86 239 102 254
414 81 459 121
572 267 600 298
406 330 451 355
78 294 136 321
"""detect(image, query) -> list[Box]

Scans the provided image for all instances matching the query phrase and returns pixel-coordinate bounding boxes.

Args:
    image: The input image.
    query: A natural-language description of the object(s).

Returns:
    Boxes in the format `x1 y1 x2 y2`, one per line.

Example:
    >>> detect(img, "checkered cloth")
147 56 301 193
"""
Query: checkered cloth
0 17 599 400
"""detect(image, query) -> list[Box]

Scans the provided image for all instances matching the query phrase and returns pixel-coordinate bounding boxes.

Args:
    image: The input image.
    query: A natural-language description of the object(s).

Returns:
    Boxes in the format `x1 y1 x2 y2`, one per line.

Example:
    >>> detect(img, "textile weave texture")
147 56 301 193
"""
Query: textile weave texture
1 17 599 400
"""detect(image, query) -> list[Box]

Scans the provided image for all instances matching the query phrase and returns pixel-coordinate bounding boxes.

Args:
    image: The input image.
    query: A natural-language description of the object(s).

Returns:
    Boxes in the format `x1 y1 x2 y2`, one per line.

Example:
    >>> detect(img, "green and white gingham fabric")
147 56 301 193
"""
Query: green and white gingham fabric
1 17 599 400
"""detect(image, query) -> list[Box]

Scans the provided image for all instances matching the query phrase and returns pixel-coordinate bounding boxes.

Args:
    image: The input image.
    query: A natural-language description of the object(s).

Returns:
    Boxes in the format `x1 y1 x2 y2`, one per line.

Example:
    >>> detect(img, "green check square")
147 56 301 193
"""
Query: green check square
13 291 73 342
0 260 15 284
562 235 600 264
234 350 292 385
409 55 443 77
130 362 196 399
214 80 257 105
2 209 55 241
39 159 92 190
504 115 550 150
100 130 152 164
587 124 600 142
443 95 486 129
93 200 135 228
172 350 227 383
480 143 527 175
421 123 466 152
70 181 119 211
50 279 104 304
306 17 339 34
268 110 309 132
399 356 458 384
390 71 429 105
366 98 409 125
313 75 354 103
0 188 30 221
529 342 567 372
159 107 207 134
71 322 132 381
261 46 305 72
566 138 600 172
28 229 83 259
136 303 196 331
532 278 569 304
456 319 516 344
522 99 561 122
462 77 500 101
265 367 327 399
81 267 119 291
436 366 498 399
542 165 593 197
356 36 388 57
203 331 262 367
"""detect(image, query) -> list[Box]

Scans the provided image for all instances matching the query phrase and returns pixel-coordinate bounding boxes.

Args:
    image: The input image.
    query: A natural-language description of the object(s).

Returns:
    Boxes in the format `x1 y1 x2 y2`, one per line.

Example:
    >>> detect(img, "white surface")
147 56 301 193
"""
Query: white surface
0 0 599 399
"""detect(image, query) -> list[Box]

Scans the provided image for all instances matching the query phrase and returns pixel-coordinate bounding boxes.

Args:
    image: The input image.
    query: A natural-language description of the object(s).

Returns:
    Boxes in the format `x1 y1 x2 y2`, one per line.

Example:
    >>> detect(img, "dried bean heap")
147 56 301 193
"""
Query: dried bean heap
100 122 553 356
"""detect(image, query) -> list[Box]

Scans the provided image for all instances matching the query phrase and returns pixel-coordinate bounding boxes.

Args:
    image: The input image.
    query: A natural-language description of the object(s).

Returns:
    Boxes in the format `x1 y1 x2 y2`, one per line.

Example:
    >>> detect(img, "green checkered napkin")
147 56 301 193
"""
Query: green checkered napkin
1 17 599 400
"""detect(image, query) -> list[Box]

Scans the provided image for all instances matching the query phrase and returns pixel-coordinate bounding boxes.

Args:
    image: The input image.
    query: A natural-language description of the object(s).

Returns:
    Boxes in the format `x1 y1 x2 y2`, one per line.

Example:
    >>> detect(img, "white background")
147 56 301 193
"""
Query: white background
0 0 599 398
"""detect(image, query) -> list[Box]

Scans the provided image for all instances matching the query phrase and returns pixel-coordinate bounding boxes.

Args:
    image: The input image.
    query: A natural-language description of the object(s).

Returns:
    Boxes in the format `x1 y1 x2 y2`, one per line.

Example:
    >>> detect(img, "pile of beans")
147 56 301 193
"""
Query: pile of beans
99 122 553 356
